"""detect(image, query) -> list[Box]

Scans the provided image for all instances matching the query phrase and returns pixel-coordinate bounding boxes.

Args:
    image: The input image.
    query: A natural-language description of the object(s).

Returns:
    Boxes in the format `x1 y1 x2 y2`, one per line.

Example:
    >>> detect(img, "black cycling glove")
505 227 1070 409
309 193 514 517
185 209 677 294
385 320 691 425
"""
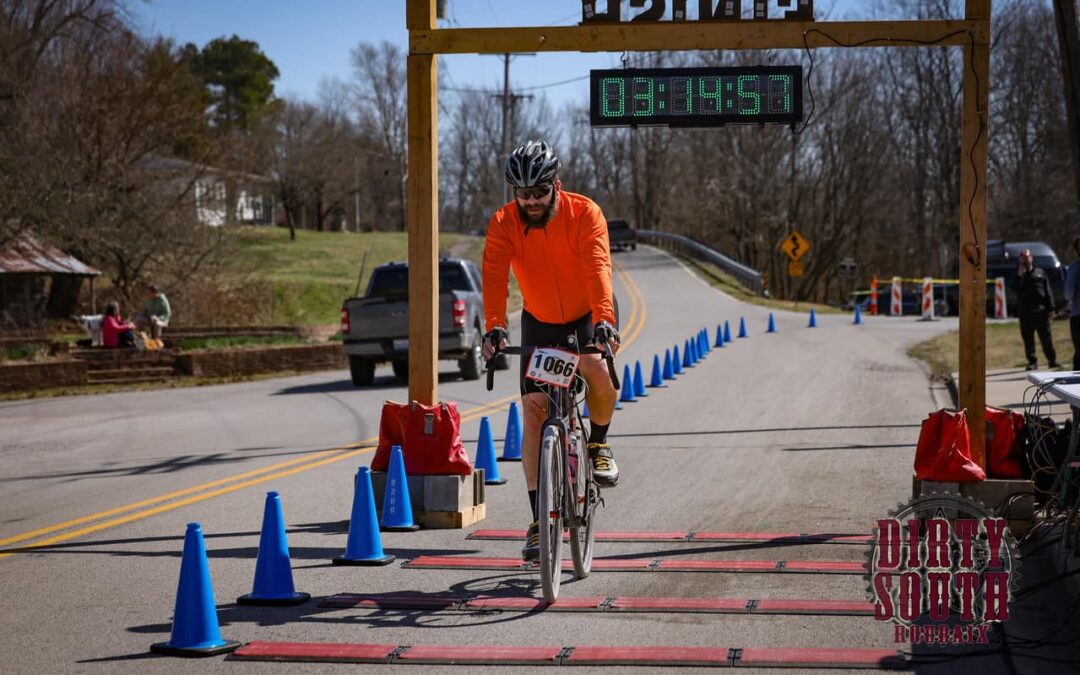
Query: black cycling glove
484 327 509 349
593 321 620 347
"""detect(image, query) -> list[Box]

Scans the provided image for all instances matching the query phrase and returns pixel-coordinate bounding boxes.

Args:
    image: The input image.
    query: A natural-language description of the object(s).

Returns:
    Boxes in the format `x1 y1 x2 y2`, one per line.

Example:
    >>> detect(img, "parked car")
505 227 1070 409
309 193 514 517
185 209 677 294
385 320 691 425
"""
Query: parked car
340 258 508 387
848 288 949 317
607 218 637 252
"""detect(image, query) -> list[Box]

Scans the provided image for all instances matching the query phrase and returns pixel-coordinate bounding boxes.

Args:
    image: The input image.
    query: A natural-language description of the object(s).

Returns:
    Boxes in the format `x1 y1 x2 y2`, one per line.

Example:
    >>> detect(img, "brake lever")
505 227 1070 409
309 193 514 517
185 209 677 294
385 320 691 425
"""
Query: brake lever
486 357 497 391
601 342 620 390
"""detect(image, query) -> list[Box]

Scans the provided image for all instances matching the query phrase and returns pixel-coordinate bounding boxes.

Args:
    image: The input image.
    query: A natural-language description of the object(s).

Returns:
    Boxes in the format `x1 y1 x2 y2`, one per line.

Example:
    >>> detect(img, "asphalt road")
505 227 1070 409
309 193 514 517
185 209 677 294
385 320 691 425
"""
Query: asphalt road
1 246 1067 673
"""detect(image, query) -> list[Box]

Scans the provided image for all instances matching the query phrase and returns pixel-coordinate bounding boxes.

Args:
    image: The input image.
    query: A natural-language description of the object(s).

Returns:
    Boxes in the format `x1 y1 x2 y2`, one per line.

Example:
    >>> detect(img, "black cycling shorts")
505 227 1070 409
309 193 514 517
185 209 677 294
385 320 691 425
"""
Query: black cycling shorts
518 299 619 396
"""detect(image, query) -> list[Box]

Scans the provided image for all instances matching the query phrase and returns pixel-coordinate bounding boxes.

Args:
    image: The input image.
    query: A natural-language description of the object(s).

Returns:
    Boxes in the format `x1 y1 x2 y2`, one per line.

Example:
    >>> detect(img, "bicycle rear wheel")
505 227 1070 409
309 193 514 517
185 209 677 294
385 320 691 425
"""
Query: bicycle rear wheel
538 425 564 603
569 432 597 578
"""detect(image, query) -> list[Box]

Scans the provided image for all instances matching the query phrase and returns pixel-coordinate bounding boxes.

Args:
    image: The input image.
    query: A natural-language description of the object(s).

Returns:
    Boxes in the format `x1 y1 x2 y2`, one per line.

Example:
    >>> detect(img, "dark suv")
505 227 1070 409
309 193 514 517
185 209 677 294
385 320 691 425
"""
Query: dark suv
607 218 637 252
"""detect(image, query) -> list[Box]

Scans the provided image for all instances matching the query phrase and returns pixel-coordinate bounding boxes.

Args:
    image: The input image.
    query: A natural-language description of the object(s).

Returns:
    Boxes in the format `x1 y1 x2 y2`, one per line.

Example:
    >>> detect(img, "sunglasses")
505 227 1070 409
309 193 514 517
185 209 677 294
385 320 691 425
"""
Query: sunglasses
514 184 554 201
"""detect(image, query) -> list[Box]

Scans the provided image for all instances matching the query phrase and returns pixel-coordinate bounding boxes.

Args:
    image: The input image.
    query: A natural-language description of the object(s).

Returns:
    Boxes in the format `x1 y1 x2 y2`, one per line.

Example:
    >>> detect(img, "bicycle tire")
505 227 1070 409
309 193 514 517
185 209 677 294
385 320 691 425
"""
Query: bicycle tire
569 431 597 578
538 425 564 603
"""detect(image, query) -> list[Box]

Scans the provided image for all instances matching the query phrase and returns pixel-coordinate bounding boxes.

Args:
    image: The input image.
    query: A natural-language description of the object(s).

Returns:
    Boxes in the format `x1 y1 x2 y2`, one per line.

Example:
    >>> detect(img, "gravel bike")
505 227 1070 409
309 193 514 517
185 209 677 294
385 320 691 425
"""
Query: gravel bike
486 334 619 603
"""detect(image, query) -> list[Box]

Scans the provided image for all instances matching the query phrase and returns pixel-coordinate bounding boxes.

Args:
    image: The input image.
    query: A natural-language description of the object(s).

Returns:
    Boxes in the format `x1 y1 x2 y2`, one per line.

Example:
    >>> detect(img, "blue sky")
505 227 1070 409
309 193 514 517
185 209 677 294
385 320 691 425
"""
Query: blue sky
131 1 892 112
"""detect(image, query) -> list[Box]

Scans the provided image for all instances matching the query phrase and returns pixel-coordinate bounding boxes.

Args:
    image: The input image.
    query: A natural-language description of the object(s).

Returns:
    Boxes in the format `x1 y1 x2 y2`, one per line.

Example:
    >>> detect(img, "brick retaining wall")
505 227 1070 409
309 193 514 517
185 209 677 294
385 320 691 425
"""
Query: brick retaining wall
0 359 87 392
175 343 345 378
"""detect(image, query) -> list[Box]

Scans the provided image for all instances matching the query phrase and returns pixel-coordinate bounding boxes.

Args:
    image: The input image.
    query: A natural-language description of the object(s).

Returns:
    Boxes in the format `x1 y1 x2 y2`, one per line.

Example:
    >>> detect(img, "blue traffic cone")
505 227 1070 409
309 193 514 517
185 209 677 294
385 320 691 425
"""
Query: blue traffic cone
703 329 711 354
150 523 240 657
649 354 663 387
683 339 693 368
616 397 622 410
620 364 636 402
500 402 523 461
582 401 590 418
673 344 683 375
697 332 706 357
475 416 506 485
767 312 777 333
662 348 674 379
715 325 724 348
381 446 419 531
724 320 732 343
690 337 699 364
238 492 309 606
808 308 817 328
334 466 395 566
633 360 647 397
738 317 748 338
854 304 863 325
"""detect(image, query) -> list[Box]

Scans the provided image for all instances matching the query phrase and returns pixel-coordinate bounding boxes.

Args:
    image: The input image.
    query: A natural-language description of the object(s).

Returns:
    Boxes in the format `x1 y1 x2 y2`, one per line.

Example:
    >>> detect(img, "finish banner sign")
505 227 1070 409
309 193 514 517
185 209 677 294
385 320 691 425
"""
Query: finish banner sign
864 493 1020 646
590 66 803 128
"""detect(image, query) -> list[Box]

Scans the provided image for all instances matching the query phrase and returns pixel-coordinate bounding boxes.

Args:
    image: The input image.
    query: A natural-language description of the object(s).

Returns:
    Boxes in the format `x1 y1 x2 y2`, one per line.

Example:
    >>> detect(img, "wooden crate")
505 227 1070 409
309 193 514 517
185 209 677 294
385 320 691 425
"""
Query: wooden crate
370 470 486 529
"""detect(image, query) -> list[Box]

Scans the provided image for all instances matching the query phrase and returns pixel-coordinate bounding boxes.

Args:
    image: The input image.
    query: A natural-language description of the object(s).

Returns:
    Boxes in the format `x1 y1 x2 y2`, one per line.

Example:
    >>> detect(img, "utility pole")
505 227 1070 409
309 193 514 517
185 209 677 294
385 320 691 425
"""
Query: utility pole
493 53 534 204
1053 0 1080 211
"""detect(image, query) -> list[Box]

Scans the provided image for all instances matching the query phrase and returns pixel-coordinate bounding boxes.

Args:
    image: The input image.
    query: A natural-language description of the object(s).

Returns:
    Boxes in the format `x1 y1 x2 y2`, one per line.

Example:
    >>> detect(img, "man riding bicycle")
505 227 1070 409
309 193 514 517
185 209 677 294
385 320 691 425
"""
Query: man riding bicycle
481 139 621 561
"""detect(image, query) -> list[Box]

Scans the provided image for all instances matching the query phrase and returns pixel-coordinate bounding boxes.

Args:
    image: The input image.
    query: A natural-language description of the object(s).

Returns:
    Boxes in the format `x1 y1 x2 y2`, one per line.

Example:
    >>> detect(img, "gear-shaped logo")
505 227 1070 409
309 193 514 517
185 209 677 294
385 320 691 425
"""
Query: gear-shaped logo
864 491 1021 645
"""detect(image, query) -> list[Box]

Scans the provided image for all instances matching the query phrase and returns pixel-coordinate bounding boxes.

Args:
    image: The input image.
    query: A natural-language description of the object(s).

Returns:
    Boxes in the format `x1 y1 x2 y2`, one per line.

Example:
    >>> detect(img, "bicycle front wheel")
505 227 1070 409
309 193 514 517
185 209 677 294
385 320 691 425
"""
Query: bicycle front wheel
538 425 564 604
569 434 597 579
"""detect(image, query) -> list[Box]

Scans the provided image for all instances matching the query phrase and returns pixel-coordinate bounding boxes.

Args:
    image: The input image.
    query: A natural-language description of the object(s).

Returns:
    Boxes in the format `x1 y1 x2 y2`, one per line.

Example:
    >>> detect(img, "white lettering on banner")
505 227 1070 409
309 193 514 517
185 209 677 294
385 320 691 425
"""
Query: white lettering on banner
525 348 581 389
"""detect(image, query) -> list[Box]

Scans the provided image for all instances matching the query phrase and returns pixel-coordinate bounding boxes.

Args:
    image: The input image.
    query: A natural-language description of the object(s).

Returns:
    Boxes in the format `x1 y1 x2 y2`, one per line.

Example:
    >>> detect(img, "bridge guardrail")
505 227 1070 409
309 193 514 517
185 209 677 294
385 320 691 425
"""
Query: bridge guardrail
638 230 763 296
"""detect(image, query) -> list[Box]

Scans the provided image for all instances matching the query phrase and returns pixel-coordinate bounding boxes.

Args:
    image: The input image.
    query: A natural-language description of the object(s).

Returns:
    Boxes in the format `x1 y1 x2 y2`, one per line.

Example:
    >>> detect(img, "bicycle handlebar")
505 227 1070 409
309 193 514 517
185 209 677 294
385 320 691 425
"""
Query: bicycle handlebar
486 344 620 392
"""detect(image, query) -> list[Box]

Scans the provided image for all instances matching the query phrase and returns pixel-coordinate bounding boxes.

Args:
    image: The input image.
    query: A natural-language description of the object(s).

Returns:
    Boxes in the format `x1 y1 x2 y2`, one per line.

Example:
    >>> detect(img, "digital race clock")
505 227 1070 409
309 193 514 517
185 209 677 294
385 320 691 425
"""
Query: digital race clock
590 66 803 128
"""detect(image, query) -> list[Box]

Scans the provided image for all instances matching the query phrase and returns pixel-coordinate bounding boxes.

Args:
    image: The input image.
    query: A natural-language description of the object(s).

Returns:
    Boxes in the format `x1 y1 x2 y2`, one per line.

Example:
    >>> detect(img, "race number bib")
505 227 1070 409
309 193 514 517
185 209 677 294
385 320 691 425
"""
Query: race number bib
525 347 581 389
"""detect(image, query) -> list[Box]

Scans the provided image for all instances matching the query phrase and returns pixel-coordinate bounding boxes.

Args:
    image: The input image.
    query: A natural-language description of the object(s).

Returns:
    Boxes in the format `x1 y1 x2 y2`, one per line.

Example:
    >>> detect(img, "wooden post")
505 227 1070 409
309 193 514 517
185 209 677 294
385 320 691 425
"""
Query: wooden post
407 0 439 405
959 0 991 468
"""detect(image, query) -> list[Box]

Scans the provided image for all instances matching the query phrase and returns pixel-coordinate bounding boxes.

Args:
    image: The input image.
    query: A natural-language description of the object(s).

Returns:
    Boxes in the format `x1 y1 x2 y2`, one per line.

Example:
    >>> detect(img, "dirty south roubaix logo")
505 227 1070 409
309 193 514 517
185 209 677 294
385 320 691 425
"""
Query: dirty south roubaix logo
864 493 1020 646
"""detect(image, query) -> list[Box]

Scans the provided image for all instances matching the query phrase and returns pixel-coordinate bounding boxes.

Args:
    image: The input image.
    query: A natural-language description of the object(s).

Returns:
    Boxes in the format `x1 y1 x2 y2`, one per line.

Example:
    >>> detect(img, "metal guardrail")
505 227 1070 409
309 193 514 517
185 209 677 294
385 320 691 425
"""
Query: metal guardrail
638 230 763 295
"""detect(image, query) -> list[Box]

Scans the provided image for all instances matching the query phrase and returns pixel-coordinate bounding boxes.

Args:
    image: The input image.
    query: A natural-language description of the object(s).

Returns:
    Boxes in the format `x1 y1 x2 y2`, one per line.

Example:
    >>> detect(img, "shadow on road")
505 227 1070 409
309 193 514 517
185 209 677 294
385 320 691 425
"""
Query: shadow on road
0 445 334 484
273 371 470 396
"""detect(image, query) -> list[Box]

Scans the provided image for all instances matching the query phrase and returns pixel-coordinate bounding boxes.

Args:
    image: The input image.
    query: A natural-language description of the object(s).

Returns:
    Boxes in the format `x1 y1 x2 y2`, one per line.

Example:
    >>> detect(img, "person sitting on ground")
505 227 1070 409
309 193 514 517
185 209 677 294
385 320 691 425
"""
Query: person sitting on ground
102 301 136 349
137 284 171 339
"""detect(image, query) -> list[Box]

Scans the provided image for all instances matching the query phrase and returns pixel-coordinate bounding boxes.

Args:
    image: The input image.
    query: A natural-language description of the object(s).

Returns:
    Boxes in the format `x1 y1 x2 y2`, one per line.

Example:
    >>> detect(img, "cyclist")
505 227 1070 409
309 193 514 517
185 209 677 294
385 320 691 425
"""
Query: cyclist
481 139 621 561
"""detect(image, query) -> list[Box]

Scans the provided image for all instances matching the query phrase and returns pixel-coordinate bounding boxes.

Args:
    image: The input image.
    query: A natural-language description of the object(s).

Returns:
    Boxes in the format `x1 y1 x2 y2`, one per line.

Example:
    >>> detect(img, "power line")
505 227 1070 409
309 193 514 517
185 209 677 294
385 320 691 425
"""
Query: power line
444 73 589 94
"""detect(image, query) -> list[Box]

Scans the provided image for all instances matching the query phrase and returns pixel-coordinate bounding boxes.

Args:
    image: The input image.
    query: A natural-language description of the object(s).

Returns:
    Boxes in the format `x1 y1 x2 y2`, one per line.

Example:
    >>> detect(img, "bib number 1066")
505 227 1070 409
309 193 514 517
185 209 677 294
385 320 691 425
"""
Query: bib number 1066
525 348 581 389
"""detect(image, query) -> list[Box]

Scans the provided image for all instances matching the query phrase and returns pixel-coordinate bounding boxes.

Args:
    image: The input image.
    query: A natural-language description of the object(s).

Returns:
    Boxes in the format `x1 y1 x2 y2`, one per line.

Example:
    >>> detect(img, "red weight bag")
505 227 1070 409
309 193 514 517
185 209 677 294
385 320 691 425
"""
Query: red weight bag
913 409 986 482
985 405 1025 479
372 400 472 475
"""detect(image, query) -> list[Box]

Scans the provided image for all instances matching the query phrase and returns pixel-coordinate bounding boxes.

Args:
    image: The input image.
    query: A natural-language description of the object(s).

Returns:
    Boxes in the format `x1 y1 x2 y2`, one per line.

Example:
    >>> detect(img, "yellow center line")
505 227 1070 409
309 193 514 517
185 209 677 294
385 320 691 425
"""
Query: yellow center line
2 262 647 557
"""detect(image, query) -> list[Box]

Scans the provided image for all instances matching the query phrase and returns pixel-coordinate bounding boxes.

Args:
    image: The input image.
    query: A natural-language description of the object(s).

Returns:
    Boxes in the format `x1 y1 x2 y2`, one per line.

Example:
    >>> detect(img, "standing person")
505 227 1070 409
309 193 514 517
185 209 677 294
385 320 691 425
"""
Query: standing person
137 284 171 339
101 301 135 349
1064 238 1080 371
481 140 621 561
1016 249 1059 370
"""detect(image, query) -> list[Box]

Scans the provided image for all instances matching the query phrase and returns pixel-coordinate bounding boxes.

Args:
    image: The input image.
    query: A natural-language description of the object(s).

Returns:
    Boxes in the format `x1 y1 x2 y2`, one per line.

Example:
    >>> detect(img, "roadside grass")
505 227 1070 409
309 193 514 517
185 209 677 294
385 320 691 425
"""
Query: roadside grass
178 334 311 351
669 252 842 314
907 319 1074 380
226 226 488 326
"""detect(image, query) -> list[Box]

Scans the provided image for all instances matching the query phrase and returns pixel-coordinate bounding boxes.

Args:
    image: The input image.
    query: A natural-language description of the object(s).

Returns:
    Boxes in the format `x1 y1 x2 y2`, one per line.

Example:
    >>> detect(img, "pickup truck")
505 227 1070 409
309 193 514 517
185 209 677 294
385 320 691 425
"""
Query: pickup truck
340 258 507 387
607 218 637 252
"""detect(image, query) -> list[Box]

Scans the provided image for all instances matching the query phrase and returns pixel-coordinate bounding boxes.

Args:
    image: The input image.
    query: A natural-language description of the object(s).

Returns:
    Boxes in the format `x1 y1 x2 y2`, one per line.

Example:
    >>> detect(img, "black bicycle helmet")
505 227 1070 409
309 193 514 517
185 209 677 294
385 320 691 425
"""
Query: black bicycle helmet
504 140 560 188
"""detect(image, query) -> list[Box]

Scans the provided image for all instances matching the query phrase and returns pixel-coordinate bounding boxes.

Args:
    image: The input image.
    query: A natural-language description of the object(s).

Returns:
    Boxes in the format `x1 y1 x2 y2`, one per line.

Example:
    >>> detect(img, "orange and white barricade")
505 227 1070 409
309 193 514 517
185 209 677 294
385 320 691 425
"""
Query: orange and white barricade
921 277 934 320
870 276 879 315
994 277 1007 319
890 277 902 316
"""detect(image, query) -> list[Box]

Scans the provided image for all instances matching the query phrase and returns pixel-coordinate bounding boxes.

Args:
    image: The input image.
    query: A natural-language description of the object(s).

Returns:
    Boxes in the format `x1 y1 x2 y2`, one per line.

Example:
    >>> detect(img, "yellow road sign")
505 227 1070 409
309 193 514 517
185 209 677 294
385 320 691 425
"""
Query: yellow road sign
780 230 810 260
787 259 804 277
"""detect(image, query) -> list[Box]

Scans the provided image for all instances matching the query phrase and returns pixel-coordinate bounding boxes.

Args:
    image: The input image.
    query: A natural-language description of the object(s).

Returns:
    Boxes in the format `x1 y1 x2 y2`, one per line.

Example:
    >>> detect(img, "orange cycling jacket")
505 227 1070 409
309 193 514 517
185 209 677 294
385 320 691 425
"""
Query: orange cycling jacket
483 190 616 332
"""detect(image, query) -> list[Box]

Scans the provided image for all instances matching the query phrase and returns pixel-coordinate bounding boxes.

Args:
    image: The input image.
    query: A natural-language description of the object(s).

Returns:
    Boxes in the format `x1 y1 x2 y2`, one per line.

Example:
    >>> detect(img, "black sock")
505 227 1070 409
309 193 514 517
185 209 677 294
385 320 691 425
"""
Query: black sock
588 422 610 445
528 490 538 521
